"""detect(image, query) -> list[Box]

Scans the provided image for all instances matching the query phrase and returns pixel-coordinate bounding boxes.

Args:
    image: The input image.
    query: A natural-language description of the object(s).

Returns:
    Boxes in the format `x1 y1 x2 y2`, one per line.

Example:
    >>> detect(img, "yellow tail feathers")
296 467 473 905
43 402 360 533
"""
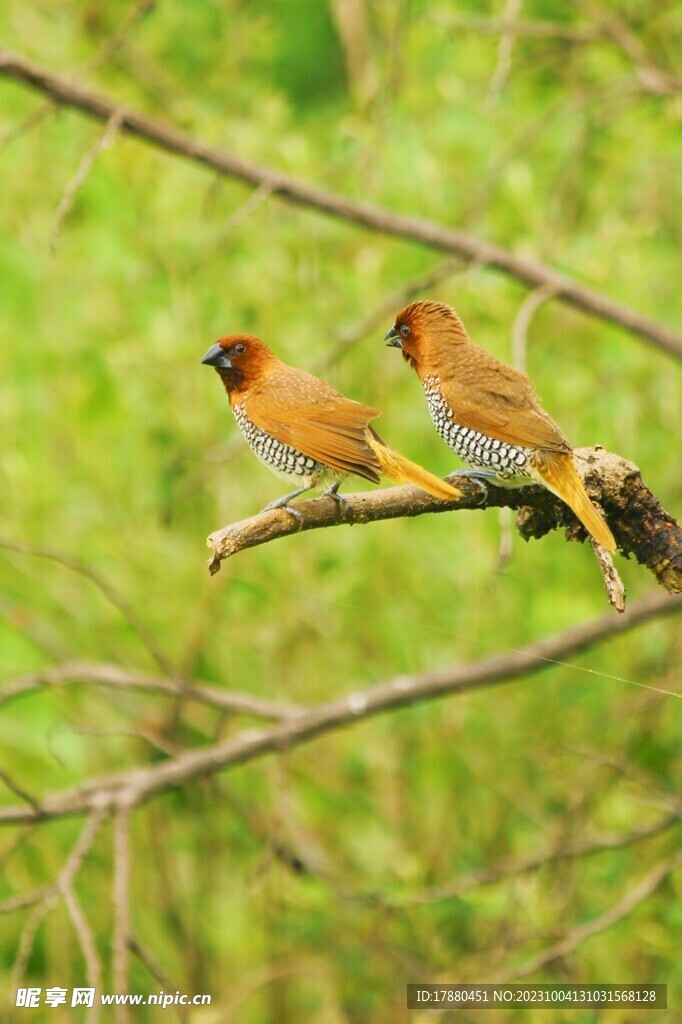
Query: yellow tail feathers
370 439 460 501
532 452 616 552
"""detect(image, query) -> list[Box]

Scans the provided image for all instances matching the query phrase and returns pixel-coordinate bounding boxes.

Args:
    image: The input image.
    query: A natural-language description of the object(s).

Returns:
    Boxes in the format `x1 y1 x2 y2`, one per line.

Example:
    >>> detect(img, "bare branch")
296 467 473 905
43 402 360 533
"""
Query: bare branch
0 591 677 828
0 661 301 720
0 767 40 813
387 812 679 907
511 284 557 374
0 49 680 359
491 847 682 982
0 886 52 915
61 885 102 1024
0 0 155 152
112 807 132 1024
50 108 124 250
217 179 274 239
433 14 601 42
206 449 682 597
317 255 472 372
128 936 190 1024
11 808 106 990
0 540 177 679
486 0 523 102
586 3 682 96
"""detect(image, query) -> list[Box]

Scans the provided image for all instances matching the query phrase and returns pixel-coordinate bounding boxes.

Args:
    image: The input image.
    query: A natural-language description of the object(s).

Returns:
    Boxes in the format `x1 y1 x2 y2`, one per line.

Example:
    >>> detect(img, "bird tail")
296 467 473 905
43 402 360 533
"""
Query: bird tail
532 451 616 552
368 434 460 501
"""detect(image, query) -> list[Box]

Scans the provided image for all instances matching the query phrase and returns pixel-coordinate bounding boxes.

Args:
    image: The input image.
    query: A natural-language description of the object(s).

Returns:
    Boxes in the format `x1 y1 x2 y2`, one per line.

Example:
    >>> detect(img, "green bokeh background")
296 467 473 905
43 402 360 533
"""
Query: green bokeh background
0 1 680 1021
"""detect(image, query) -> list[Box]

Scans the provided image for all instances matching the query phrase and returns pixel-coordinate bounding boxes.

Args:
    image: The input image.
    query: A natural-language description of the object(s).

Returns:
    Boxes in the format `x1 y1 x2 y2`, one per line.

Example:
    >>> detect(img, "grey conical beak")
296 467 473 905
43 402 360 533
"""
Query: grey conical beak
385 325 402 348
201 342 232 368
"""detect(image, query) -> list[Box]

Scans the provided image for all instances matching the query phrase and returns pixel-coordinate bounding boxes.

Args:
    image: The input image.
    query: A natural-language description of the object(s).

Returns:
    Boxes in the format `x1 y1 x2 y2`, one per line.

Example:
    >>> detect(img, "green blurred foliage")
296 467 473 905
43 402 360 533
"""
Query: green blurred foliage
0 0 680 1021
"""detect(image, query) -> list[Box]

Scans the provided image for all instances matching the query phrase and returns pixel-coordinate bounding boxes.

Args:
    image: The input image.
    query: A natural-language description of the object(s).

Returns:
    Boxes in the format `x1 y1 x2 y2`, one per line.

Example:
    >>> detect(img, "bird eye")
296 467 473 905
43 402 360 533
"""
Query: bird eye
234 343 247 355
400 324 411 338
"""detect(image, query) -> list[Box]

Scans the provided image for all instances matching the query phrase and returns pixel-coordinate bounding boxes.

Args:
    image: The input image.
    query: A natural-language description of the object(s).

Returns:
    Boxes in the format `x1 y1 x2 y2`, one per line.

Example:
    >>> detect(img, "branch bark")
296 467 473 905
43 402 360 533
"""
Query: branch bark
0 49 680 360
0 590 678 827
207 448 682 595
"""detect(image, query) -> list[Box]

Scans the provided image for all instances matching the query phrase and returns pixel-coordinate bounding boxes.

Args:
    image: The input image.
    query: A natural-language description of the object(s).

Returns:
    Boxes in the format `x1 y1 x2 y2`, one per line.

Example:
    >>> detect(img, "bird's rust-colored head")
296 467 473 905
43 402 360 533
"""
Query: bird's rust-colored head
385 300 470 377
201 333 278 395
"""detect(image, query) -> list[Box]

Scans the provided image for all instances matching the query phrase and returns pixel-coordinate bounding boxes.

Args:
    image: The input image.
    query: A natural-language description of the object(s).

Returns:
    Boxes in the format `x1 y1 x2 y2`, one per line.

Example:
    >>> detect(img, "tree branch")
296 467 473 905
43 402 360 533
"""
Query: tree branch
386 812 679 907
491 847 682 982
207 448 682 595
0 661 301 720
0 590 677 828
0 49 680 360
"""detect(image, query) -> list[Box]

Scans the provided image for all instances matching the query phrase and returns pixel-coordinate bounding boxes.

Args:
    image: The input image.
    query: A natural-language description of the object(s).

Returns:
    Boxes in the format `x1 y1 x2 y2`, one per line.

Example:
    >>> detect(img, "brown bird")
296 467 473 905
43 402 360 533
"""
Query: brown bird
385 301 616 552
201 333 460 518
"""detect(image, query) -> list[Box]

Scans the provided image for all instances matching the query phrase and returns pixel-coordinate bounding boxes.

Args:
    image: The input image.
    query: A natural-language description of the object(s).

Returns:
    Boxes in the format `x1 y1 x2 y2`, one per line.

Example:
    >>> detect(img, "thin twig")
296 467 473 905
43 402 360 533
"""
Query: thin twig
0 0 155 153
486 0 523 102
316 255 472 372
113 806 132 1024
0 590 677 828
0 540 177 678
511 284 557 374
11 808 107 990
491 848 682 982
584 2 682 96
218 179 274 239
433 13 601 42
0 767 40 813
50 108 124 250
61 885 102 1024
0 886 52 915
0 660 301 720
386 812 678 907
0 49 680 359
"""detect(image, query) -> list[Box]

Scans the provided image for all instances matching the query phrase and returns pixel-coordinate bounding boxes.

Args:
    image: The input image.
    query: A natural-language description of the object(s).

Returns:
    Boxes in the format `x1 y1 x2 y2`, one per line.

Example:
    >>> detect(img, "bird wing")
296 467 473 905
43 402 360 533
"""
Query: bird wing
439 350 572 452
245 368 384 483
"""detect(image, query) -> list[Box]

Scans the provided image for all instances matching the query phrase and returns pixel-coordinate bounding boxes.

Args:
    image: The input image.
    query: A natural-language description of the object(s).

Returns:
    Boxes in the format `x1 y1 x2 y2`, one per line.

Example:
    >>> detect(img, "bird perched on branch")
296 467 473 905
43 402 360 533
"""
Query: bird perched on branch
202 333 460 519
385 301 616 552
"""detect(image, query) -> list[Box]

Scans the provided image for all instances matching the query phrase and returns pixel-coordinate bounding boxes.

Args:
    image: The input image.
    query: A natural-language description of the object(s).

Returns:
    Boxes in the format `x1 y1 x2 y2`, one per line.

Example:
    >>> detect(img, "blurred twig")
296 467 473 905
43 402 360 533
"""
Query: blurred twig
0 540 177 678
0 0 155 153
491 847 682 982
494 284 557 572
50 107 123 250
432 13 600 42
511 284 557 374
385 811 679 907
316 255 472 372
113 806 132 1024
583 2 682 96
129 937 189 1024
0 768 40 814
11 808 106 992
0 49 680 359
62 885 102 1024
0 589 678 828
486 0 523 103
0 660 301 720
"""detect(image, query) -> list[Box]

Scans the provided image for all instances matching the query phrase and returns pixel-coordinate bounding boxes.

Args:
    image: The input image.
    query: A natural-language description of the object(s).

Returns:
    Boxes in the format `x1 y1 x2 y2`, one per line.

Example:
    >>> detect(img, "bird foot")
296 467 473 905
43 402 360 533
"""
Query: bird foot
323 484 354 524
260 498 304 529
451 469 496 505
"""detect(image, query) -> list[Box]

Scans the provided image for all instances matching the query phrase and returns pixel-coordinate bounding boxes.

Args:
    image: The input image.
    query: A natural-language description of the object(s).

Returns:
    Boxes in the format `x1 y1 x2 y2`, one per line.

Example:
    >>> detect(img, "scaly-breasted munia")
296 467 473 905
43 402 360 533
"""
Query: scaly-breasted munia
202 333 460 518
385 301 616 551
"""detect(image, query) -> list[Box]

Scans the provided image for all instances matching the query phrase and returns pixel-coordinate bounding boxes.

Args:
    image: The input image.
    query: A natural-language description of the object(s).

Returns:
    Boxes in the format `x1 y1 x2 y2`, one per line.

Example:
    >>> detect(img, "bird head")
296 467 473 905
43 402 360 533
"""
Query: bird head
385 300 469 376
201 333 275 391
